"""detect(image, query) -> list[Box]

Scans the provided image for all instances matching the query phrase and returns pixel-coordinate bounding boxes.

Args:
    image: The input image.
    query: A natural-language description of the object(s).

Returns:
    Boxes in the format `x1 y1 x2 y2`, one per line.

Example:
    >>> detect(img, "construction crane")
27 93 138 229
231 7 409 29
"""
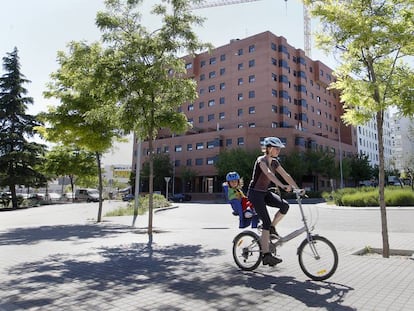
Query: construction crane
191 0 312 57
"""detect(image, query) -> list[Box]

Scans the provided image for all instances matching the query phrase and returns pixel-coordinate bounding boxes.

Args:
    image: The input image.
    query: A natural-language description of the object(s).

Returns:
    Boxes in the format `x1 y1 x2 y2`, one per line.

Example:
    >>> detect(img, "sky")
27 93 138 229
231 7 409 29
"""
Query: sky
0 0 338 165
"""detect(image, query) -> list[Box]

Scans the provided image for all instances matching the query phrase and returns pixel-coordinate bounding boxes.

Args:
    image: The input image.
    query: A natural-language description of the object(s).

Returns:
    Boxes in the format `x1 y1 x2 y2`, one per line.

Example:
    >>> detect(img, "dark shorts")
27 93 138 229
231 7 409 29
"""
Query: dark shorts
247 189 290 230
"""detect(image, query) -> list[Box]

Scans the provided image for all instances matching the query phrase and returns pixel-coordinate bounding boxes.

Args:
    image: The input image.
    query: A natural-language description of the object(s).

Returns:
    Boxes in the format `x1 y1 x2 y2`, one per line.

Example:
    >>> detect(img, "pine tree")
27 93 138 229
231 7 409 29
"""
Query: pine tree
0 47 46 208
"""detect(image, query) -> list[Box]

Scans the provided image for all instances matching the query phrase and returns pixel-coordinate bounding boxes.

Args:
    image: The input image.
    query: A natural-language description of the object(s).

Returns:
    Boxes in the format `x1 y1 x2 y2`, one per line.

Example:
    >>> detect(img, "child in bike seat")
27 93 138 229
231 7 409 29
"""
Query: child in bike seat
223 171 258 228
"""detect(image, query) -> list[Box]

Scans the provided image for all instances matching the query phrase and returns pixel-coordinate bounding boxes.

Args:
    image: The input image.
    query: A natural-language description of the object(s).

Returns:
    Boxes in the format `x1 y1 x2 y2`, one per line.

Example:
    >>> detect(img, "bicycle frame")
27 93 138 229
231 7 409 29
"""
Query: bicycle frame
272 191 314 248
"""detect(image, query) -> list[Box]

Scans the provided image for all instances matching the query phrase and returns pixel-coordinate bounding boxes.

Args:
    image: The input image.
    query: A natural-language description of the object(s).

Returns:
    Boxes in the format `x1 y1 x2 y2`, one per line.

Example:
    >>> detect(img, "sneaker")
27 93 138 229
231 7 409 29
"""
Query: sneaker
244 210 254 218
262 253 282 266
270 226 281 239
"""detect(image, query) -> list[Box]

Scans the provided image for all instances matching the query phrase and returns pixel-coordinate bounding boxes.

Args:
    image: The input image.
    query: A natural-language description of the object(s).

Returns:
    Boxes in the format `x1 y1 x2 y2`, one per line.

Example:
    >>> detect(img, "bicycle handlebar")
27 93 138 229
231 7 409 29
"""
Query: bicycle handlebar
292 188 306 197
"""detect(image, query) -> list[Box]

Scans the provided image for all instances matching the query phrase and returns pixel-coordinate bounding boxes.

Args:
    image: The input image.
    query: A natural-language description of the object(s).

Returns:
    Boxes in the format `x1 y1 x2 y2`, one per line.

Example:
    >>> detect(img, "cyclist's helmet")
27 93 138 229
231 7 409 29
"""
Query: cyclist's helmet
263 136 285 148
226 171 240 182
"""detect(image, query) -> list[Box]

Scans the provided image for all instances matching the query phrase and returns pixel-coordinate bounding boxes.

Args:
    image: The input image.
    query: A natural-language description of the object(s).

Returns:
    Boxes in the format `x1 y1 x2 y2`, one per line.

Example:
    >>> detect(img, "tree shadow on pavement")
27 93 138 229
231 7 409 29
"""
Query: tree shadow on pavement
1 237 354 311
0 223 132 245
244 271 355 310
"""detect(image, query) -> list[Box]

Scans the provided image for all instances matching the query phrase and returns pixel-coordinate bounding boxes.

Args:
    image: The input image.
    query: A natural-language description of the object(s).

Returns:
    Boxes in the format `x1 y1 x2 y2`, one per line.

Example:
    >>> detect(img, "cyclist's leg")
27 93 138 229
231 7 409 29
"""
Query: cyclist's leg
248 190 271 253
265 191 289 228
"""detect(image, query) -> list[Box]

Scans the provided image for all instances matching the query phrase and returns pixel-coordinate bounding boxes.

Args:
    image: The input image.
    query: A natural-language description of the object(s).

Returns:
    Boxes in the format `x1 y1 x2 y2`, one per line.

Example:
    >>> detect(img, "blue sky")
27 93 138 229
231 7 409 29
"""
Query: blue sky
1 0 337 116
1 0 338 165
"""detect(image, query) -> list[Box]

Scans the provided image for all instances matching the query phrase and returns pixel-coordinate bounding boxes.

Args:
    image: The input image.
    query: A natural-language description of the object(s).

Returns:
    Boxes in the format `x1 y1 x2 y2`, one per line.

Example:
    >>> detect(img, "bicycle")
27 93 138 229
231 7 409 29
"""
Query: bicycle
232 188 338 281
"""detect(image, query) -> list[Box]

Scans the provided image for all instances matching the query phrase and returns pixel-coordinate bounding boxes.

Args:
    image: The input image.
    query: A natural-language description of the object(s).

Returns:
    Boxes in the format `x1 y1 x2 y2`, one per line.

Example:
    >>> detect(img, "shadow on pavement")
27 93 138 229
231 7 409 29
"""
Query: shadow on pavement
244 271 355 310
1 237 354 310
0 223 132 245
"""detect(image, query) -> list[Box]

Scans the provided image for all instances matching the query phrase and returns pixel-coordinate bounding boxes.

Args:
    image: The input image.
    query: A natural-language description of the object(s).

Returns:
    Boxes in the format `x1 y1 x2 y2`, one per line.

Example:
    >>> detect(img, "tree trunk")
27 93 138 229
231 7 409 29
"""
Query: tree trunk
96 152 103 223
377 110 390 258
148 137 154 235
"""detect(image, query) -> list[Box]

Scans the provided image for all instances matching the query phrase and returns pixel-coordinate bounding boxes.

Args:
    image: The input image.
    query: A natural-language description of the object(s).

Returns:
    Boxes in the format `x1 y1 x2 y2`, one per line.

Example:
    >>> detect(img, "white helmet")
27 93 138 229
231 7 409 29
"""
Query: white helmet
263 137 285 148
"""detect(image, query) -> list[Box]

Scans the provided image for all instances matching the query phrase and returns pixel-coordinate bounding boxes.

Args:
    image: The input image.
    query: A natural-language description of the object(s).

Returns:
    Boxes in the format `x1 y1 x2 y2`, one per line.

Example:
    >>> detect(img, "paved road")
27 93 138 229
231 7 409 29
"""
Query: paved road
0 201 413 310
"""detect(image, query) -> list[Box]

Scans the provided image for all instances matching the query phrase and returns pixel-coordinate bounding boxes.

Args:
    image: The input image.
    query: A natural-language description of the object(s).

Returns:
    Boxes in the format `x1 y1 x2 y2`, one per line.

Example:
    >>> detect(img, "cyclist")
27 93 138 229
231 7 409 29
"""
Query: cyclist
247 136 302 266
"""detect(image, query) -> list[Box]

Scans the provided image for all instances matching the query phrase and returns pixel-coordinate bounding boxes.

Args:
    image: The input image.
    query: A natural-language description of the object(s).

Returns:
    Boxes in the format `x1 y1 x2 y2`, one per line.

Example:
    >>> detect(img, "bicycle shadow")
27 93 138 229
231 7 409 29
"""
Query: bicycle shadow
244 270 355 310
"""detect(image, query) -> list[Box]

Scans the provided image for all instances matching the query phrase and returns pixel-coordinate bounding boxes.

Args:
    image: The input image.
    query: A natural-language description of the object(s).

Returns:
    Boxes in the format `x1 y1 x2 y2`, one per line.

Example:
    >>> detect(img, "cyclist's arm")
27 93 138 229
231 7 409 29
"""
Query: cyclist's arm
258 161 287 189
275 165 300 190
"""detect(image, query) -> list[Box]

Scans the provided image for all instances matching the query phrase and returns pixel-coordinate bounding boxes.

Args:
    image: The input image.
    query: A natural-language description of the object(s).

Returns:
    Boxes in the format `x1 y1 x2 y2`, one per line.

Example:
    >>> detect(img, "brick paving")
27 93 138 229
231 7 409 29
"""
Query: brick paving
0 201 413 310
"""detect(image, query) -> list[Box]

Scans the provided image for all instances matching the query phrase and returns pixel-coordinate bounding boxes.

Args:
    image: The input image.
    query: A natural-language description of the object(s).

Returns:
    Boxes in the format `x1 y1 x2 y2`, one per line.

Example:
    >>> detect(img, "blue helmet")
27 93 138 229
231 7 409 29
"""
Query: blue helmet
226 171 240 182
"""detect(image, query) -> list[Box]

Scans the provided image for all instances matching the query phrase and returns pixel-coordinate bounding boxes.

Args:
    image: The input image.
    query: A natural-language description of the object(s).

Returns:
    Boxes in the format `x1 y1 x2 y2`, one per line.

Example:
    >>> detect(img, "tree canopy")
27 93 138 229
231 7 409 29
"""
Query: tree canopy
0 47 46 208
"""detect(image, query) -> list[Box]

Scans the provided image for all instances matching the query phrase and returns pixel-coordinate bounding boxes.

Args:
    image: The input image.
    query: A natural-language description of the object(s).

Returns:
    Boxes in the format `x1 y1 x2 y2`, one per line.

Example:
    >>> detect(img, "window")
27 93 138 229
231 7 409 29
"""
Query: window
272 105 277 113
175 145 182 152
208 114 214 121
208 85 215 93
200 74 205 81
272 122 278 128
209 71 216 78
316 96 321 102
186 159 192 166
278 45 288 54
248 123 256 127
207 141 216 149
199 88 205 95
163 146 169 153
196 142 204 150
187 144 192 151
298 85 307 93
238 78 243 85
200 60 206 67
207 157 215 165
185 62 192 69
278 59 289 69
199 102 204 109
249 106 256 114
248 90 255 98
219 112 225 119
279 90 289 99
210 57 216 65
220 68 225 75
208 99 215 107
238 48 243 55
238 63 244 70
199 116 204 123
226 139 232 146
237 108 243 116
195 158 203 166
271 42 277 51
220 54 226 61
188 104 194 111
279 75 289 83
238 93 243 101
271 58 277 66
272 89 277 97
248 59 255 67
219 82 225 90
237 137 244 145
219 97 225 104
249 44 255 53
272 73 277 81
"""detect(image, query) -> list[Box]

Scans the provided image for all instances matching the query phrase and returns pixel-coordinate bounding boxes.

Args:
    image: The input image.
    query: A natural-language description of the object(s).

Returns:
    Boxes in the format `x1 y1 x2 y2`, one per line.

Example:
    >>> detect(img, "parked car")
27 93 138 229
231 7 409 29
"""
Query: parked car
74 188 100 202
169 193 192 202
122 194 134 201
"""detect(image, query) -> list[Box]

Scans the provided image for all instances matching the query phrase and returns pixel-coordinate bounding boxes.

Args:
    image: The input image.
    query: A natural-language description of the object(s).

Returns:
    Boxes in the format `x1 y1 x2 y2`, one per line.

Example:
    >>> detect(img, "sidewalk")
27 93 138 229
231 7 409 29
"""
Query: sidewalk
0 202 413 310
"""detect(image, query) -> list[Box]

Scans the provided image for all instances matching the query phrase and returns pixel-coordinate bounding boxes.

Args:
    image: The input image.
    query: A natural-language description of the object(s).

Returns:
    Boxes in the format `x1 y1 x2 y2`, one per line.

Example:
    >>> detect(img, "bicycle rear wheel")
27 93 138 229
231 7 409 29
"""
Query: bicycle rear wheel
297 235 338 281
232 231 262 271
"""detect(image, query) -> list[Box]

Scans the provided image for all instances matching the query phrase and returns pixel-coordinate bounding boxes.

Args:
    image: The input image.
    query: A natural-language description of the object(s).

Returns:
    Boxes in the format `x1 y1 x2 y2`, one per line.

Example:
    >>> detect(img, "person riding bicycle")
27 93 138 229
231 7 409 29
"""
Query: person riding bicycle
223 171 258 228
247 136 302 266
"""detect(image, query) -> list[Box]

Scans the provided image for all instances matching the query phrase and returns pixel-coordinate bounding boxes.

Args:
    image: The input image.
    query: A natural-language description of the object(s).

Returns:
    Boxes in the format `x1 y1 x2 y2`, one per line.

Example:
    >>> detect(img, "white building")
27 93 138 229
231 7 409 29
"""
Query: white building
356 109 393 169
390 114 414 172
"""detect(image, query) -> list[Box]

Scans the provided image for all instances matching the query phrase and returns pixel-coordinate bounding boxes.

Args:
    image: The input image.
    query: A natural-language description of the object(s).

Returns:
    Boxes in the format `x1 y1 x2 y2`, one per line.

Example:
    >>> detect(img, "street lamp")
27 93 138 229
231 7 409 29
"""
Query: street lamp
165 177 171 200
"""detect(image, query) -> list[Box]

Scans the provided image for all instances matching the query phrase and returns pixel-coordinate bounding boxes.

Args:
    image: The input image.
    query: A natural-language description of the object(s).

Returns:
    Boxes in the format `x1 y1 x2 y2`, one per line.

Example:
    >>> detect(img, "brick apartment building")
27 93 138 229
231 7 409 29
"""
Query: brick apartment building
133 31 357 196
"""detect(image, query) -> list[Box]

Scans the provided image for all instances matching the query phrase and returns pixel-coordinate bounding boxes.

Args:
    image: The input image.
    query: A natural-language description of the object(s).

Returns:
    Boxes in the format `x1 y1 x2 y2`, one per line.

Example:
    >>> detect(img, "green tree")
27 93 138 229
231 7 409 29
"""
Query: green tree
305 0 414 257
279 151 307 186
42 42 123 221
215 148 261 188
42 145 97 199
95 0 210 234
349 154 373 186
140 154 173 193
180 167 197 192
0 47 46 208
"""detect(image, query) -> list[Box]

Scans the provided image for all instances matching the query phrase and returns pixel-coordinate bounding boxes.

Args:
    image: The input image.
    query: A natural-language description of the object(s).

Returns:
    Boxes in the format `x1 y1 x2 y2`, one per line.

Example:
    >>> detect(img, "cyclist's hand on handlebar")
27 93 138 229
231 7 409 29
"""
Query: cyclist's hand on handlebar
283 185 292 192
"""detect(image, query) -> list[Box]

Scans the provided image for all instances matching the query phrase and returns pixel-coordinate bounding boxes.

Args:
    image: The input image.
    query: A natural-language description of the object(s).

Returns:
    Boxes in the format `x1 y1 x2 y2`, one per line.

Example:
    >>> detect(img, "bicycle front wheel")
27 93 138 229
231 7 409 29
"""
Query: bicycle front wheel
297 235 338 281
232 231 262 271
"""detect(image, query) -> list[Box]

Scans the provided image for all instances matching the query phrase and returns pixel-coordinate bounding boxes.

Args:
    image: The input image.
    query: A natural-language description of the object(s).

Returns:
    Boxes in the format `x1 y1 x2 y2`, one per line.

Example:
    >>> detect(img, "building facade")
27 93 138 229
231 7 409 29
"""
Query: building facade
390 115 414 172
356 110 393 169
133 31 357 194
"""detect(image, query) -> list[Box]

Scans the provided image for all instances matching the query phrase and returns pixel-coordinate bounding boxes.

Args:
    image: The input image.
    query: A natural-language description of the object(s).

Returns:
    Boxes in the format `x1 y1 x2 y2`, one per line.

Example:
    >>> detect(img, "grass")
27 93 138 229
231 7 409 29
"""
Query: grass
105 193 172 217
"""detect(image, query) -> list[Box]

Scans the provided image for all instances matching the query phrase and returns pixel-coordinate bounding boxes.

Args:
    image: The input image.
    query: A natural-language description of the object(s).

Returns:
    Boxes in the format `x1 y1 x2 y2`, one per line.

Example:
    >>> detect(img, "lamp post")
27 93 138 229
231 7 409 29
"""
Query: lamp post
165 177 171 200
